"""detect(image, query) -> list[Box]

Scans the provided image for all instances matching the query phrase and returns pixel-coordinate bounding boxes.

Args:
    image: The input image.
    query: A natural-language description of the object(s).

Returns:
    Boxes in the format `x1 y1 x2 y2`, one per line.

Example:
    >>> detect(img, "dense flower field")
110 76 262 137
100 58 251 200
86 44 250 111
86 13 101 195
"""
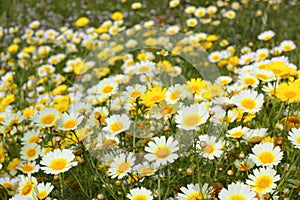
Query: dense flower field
0 0 300 199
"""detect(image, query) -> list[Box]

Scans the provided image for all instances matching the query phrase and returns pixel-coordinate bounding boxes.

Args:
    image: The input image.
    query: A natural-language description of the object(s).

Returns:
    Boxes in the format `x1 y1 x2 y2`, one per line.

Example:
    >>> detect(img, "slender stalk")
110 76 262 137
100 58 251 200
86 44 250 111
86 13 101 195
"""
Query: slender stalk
59 173 64 200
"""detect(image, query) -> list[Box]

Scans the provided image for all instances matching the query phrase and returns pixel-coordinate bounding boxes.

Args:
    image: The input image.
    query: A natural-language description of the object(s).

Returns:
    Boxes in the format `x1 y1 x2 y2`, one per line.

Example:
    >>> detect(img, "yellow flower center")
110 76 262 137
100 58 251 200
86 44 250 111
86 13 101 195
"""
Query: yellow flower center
284 91 296 99
202 142 215 155
162 106 173 115
240 98 256 110
102 85 114 94
254 175 273 193
138 66 150 73
131 91 142 98
20 182 34 196
244 77 256 85
187 192 205 200
27 149 37 157
154 145 171 159
228 194 246 200
256 73 269 81
132 194 147 200
29 136 39 143
63 119 76 129
50 158 68 171
1 182 13 189
212 54 220 61
258 152 275 164
110 121 124 132
40 114 56 125
230 131 244 138
140 167 154 175
22 164 35 173
37 190 48 200
116 161 130 174
183 114 202 127
297 136 300 144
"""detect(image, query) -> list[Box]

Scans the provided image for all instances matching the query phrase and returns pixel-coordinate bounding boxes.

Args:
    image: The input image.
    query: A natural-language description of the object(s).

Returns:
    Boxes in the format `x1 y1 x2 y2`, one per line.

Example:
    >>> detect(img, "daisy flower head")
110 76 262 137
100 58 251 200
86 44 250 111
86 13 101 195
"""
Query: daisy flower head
249 142 283 167
275 82 300 103
36 182 54 200
280 40 296 52
238 74 259 88
144 136 179 166
288 127 300 149
133 60 156 75
32 107 60 128
40 149 78 175
177 183 212 200
18 175 38 198
197 134 223 160
234 159 255 172
127 187 153 200
141 86 166 107
21 129 41 145
57 112 84 131
17 161 40 174
227 126 250 139
257 30 275 41
165 84 188 104
96 78 118 97
246 167 280 195
231 89 264 113
103 114 131 135
21 143 41 161
218 182 257 200
0 177 19 192
208 51 223 63
108 152 136 179
175 103 209 131
123 84 146 100
243 128 268 144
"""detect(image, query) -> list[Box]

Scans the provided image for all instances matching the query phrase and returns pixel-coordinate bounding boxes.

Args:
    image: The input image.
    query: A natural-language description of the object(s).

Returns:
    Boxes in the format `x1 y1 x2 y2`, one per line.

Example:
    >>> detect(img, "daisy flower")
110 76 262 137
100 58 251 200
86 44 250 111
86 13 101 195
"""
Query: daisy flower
21 129 41 145
175 103 209 131
288 127 300 149
134 162 158 177
227 126 250 139
40 149 78 175
197 135 223 160
238 74 259 88
36 182 54 200
133 60 156 75
2 111 24 126
218 182 257 200
177 183 212 200
0 177 19 191
280 40 296 52
21 143 41 161
57 112 84 131
18 175 38 198
96 78 118 97
185 78 206 95
108 152 136 179
165 84 188 104
208 51 223 63
275 82 300 103
32 107 60 128
243 128 268 144
144 136 179 166
231 89 264 113
127 187 153 200
141 87 167 107
103 114 131 135
249 142 283 167
95 132 119 150
257 30 275 41
123 84 146 100
252 69 275 82
17 161 40 174
246 167 280 195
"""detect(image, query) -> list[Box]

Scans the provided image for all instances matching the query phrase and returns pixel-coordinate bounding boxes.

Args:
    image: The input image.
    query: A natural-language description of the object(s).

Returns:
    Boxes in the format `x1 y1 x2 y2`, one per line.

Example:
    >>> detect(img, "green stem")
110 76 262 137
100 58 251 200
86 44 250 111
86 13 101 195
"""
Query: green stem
59 173 64 200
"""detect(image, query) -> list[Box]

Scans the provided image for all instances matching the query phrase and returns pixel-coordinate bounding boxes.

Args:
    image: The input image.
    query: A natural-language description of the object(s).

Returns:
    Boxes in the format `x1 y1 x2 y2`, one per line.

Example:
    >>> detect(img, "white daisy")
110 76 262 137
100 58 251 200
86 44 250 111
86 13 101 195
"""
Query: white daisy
21 143 41 161
218 182 257 200
57 112 84 131
175 103 209 131
287 127 300 149
197 134 223 160
177 183 212 200
144 136 179 166
40 149 78 175
36 182 54 200
103 114 131 135
32 107 60 128
231 90 264 113
249 142 283 167
108 152 136 179
227 126 250 139
246 167 280 195
127 187 153 200
257 30 275 41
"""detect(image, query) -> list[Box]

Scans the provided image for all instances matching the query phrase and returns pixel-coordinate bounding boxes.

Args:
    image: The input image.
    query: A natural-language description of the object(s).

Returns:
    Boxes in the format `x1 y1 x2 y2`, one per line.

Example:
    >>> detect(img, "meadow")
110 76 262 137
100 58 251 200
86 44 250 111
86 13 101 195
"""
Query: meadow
0 0 300 199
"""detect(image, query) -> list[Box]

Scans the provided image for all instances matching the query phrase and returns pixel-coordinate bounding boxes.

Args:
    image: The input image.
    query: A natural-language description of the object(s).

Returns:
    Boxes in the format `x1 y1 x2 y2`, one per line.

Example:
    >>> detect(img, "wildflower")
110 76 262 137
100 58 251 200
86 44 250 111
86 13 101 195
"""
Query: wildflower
141 87 166 107
288 127 300 149
234 159 255 172
227 126 250 139
197 135 223 159
144 136 179 166
18 175 38 198
127 187 153 200
231 90 264 113
246 167 280 194
249 143 283 167
280 40 296 52
18 161 40 174
108 152 135 179
21 143 41 161
219 182 257 200
177 183 212 200
36 182 54 200
57 112 84 131
32 107 60 128
103 114 131 135
175 103 209 131
258 30 275 41
165 84 188 104
276 82 300 102
40 149 78 175
75 17 89 27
